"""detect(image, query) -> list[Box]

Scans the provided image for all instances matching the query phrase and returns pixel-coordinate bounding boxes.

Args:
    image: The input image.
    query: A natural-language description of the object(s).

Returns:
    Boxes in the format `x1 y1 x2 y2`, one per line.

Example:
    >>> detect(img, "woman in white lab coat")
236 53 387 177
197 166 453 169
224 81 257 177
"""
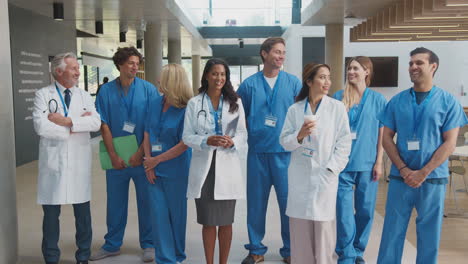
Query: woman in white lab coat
280 63 352 264
182 58 247 264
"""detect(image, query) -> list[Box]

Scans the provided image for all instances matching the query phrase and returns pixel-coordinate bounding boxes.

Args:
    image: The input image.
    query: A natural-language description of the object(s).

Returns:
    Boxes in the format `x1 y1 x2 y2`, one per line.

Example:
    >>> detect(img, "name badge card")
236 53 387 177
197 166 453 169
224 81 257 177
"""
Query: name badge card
152 144 162 152
123 121 136 133
351 131 357 140
265 115 277 127
302 146 316 158
407 139 420 151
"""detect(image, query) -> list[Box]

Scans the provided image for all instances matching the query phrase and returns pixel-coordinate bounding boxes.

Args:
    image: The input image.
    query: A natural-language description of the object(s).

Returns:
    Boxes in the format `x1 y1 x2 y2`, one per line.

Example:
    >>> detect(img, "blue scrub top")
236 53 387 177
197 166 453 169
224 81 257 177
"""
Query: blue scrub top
378 86 468 179
237 71 302 152
145 96 191 179
96 77 159 146
333 89 387 172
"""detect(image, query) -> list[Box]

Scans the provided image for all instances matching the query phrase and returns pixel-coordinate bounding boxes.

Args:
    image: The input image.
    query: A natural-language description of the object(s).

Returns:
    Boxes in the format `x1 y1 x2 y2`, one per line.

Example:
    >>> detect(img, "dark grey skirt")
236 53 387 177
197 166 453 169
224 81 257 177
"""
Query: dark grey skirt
195 151 236 226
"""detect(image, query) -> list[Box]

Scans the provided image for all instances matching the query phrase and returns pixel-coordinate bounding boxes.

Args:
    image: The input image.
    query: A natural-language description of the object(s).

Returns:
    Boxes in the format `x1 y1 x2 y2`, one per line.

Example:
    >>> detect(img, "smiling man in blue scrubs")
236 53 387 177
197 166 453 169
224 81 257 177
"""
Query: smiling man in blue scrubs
238 37 302 264
91 47 158 262
377 47 468 264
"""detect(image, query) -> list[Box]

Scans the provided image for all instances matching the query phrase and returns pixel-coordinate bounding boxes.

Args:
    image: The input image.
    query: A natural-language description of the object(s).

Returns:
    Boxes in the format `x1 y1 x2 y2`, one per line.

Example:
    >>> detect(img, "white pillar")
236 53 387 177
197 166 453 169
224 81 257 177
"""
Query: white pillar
191 39 202 95
325 24 344 95
144 22 163 86
167 23 182 64
0 0 18 263
192 54 201 94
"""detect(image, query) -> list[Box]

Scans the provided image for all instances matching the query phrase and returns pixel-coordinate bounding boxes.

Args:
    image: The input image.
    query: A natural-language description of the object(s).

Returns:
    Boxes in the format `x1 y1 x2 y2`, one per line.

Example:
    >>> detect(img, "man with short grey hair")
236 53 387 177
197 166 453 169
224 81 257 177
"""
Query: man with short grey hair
33 52 101 264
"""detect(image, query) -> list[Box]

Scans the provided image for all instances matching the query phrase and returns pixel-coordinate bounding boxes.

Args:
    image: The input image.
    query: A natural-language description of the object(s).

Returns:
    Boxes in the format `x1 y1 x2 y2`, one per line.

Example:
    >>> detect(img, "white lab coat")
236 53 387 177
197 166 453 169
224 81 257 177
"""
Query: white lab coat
183 93 247 200
32 82 101 205
280 96 352 221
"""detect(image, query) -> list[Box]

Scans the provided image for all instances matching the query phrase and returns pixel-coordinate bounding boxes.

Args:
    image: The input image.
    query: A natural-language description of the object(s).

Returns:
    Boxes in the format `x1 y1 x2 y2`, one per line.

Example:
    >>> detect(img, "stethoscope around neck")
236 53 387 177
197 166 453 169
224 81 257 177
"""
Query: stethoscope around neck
196 92 209 135
196 92 224 135
42 85 87 114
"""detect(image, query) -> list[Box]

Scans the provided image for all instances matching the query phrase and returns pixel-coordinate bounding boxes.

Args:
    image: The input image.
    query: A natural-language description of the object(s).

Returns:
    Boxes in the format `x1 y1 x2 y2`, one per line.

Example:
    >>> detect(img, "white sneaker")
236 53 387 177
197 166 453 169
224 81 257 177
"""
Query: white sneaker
89 248 121 261
142 248 155 263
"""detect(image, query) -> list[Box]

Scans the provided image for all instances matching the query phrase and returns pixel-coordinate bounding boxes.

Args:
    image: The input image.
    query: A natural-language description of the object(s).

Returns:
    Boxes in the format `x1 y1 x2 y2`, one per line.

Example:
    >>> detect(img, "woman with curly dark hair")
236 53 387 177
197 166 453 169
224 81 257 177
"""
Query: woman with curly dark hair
183 58 247 264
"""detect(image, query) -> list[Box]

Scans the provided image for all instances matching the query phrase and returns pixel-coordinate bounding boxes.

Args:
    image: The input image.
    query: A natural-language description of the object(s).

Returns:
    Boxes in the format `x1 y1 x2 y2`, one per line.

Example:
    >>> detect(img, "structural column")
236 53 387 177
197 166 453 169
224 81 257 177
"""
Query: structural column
144 22 163 86
191 39 202 94
325 24 344 95
0 0 18 263
167 22 182 64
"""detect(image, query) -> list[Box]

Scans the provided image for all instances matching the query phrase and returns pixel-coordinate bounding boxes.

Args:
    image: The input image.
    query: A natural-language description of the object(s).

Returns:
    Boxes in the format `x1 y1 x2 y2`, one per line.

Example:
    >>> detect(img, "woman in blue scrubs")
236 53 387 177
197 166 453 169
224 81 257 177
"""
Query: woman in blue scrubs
333 56 387 264
142 64 193 264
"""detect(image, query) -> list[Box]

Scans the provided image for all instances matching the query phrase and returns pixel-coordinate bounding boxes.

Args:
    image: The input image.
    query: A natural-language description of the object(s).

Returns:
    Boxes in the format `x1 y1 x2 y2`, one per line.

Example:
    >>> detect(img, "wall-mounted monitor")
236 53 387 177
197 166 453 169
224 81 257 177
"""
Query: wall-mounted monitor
345 56 399 87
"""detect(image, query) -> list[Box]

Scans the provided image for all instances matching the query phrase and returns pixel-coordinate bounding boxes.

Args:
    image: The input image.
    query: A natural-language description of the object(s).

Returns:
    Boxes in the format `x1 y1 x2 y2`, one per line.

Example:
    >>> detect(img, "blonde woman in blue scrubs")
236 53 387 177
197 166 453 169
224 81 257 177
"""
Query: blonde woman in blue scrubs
142 64 193 264
333 56 387 264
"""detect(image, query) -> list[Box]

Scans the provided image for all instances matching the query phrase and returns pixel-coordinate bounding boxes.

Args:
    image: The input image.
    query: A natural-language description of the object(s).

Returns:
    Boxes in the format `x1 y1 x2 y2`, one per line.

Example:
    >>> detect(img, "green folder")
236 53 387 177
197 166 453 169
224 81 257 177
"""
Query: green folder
99 135 139 170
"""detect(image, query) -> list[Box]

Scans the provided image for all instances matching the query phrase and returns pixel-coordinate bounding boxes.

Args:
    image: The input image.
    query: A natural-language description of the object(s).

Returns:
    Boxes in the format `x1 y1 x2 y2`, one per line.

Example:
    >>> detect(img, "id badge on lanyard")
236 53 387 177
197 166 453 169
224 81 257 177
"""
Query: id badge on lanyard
351 130 357 140
151 140 163 152
123 121 136 133
263 74 280 128
407 138 420 151
265 115 277 127
302 146 316 157
408 87 433 151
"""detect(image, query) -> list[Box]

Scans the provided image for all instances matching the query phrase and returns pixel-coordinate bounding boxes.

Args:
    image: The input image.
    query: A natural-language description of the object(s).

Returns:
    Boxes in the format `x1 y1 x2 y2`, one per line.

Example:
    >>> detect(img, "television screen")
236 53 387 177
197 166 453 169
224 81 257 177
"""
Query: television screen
345 57 398 87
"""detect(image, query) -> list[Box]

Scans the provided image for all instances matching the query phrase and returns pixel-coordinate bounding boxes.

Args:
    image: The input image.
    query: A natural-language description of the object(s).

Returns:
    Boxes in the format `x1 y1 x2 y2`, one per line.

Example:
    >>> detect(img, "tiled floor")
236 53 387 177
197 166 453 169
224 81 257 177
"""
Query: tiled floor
16 138 417 263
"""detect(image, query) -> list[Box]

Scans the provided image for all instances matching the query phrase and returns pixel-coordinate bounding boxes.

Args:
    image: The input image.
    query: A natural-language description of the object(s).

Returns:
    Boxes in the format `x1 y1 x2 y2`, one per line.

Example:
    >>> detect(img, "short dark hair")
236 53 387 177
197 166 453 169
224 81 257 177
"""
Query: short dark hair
259 37 285 62
112 47 143 70
410 47 439 75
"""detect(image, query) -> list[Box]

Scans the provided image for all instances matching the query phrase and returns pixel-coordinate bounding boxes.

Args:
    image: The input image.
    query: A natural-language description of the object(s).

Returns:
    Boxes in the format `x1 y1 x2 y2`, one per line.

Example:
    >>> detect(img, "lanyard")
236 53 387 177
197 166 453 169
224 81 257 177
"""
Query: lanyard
153 97 168 140
348 88 369 130
262 72 281 115
55 83 69 117
410 87 435 136
304 98 322 114
206 93 224 135
118 79 136 121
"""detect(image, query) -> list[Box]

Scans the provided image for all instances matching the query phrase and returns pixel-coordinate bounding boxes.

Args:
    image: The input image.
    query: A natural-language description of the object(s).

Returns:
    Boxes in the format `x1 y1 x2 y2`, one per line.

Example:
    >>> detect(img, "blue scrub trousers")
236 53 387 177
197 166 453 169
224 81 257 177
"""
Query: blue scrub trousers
377 179 446 264
336 171 378 264
103 166 153 252
148 177 188 264
42 201 92 263
245 151 291 258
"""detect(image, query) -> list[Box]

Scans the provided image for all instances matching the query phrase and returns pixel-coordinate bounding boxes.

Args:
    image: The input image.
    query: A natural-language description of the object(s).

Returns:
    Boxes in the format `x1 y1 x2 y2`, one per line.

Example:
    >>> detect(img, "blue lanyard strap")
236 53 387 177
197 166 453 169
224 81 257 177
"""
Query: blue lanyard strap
304 98 321 114
262 73 281 115
410 86 435 136
206 93 224 135
118 79 136 121
348 88 369 130
55 83 69 117
154 97 168 140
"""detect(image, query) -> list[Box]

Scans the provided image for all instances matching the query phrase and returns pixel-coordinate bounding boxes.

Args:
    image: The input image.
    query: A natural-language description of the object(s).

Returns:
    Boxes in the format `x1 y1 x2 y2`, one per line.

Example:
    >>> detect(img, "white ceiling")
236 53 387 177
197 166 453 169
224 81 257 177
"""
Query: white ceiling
8 0 212 57
302 0 398 25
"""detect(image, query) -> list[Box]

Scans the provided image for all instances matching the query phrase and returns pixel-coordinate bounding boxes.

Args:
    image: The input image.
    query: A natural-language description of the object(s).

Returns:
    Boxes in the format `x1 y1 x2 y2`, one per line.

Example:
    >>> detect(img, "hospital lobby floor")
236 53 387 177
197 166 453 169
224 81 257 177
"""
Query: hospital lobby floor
15 137 468 264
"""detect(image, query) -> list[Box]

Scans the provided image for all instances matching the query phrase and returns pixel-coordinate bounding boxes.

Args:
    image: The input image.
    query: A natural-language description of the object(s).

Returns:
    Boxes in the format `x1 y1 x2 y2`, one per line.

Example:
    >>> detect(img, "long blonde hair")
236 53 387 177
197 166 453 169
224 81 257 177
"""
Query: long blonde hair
159 64 193 108
342 56 373 110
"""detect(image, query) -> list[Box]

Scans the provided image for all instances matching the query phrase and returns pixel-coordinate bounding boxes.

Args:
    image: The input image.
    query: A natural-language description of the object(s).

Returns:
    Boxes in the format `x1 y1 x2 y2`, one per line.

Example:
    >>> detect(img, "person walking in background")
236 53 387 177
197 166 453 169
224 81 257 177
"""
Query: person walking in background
183 58 247 264
333 56 387 264
142 64 193 264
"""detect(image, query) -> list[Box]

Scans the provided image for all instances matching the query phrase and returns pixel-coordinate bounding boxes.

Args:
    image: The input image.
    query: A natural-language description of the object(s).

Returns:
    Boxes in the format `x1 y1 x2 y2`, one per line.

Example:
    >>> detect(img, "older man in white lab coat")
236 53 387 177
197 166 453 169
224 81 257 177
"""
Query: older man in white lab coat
32 52 101 264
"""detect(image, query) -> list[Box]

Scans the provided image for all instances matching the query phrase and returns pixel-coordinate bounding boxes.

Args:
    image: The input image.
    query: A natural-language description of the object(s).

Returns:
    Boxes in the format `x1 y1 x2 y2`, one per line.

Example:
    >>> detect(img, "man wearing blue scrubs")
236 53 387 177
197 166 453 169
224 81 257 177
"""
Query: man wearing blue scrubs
91 47 157 262
377 47 468 264
238 37 302 264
